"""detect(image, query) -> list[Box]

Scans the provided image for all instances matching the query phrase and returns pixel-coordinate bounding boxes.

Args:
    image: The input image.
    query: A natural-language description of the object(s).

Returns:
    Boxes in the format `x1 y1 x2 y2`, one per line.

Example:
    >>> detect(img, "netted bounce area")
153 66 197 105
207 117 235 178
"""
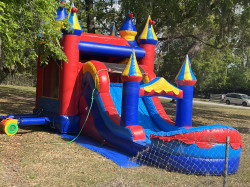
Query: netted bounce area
0 1 242 175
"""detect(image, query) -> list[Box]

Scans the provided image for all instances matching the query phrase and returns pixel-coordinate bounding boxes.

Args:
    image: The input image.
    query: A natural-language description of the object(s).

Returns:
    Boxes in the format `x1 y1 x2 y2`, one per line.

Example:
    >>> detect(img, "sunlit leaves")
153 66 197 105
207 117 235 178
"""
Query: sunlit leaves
0 0 68 69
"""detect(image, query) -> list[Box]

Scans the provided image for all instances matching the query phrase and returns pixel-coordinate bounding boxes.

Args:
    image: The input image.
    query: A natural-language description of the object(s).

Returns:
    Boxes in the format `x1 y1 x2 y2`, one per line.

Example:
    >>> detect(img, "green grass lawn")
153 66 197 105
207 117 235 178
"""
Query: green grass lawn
0 85 249 186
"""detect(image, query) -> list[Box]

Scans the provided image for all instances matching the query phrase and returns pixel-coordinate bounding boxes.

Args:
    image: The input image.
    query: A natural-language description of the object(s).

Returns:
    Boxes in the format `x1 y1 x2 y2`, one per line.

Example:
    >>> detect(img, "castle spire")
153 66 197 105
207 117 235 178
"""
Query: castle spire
66 3 83 36
110 23 118 36
122 49 142 82
55 0 67 21
119 11 138 47
138 15 158 45
175 55 197 86
138 15 158 72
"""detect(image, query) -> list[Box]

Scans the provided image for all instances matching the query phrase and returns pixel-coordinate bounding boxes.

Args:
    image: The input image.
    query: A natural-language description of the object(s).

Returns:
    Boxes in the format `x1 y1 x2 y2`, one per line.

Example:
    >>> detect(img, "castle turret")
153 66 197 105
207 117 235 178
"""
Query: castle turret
110 23 118 36
120 50 142 127
119 11 138 47
55 0 67 21
59 3 83 115
64 3 83 36
175 55 197 127
138 16 158 72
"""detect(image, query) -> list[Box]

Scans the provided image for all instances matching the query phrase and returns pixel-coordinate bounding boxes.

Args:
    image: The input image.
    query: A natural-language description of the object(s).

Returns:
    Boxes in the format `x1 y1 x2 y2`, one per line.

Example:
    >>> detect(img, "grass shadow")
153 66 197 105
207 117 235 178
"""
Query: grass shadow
0 85 36 115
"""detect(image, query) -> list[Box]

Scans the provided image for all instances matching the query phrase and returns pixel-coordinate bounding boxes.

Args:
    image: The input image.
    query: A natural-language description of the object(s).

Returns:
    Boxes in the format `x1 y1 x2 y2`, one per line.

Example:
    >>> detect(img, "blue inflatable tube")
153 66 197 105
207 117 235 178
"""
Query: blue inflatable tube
78 41 146 59
17 117 50 126
6 114 38 119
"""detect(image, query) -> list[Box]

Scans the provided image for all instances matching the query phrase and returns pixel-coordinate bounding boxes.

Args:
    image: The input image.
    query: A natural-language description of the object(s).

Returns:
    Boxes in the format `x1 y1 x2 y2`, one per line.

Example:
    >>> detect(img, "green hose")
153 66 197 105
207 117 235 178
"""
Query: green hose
48 68 107 145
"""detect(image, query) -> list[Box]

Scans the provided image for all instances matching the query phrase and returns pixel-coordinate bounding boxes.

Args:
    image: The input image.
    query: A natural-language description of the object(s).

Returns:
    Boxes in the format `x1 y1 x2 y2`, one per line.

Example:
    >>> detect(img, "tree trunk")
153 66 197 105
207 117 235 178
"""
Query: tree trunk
0 8 2 69
186 34 208 62
85 0 95 33
186 41 203 62
0 36 2 69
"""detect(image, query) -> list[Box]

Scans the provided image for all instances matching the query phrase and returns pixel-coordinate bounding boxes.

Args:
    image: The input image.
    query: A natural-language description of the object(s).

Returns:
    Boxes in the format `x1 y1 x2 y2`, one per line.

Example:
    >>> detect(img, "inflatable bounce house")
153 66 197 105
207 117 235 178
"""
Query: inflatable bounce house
0 1 243 175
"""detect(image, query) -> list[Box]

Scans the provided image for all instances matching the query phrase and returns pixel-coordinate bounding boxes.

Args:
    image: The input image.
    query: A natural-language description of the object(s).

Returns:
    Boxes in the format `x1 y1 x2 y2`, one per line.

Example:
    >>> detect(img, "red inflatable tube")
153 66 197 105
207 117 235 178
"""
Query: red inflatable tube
150 128 243 149
127 125 145 141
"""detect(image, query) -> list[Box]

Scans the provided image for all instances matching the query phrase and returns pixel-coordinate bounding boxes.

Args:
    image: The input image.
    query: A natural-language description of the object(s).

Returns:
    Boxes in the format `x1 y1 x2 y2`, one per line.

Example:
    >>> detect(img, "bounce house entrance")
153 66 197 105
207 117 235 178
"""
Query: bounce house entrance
42 60 60 99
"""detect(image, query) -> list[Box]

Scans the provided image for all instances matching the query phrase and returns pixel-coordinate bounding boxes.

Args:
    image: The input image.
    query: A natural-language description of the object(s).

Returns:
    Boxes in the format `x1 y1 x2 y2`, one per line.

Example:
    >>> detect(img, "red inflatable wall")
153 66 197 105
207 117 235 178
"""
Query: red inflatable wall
59 34 83 116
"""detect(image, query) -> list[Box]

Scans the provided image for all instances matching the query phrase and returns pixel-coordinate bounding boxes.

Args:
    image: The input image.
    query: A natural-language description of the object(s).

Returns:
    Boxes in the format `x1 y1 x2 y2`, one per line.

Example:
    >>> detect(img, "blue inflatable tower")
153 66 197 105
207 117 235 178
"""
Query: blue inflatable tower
120 50 142 126
175 55 197 127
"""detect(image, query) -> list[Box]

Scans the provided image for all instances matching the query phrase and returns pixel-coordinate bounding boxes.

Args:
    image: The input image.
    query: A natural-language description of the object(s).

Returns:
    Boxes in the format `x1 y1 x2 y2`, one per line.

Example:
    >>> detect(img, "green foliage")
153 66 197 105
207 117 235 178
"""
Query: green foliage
0 0 67 70
138 0 250 95
74 0 119 34
0 0 249 94
191 46 250 96
192 48 230 94
226 64 249 94
157 38 193 83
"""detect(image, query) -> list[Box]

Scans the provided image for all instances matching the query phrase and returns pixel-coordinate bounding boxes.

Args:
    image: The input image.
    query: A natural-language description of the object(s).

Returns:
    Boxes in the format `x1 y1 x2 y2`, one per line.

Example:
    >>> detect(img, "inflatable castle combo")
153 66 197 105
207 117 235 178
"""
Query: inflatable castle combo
0 1 243 175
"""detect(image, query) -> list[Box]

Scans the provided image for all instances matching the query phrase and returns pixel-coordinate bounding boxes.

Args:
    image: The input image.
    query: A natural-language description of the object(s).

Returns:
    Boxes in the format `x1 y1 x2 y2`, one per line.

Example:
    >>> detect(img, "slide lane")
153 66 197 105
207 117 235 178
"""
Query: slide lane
110 83 171 139
80 72 145 155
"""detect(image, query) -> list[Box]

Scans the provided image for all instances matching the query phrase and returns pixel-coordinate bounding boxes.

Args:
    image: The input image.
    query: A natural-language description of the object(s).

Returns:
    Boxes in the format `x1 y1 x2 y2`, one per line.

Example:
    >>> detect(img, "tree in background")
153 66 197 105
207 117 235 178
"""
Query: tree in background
0 0 68 84
119 0 249 95
74 0 119 34
0 0 249 95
